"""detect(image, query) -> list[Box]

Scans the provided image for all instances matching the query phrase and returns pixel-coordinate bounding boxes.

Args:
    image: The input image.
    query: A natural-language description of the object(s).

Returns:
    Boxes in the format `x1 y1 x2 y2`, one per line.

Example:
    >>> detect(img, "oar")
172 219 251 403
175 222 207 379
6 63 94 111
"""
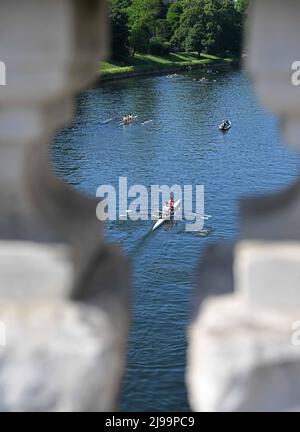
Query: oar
101 116 120 124
101 118 113 124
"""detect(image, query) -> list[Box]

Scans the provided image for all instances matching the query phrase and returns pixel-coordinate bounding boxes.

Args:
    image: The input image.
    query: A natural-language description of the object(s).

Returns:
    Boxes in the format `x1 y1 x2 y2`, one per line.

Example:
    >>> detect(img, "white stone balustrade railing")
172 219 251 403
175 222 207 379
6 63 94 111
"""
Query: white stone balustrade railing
0 0 130 411
187 0 300 412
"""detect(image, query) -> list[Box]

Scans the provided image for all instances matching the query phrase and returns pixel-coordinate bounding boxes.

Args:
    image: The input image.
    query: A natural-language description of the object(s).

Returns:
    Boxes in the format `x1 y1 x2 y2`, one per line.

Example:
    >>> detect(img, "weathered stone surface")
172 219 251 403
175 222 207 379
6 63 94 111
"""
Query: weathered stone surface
0 0 129 412
0 241 73 301
234 240 300 306
187 295 300 412
246 0 300 149
188 0 300 414
0 301 126 411
240 178 300 242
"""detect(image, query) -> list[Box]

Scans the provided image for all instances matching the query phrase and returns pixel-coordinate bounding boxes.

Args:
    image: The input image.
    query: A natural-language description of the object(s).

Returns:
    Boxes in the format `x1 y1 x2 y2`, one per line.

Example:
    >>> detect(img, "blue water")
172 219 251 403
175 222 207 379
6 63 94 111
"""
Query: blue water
52 68 300 411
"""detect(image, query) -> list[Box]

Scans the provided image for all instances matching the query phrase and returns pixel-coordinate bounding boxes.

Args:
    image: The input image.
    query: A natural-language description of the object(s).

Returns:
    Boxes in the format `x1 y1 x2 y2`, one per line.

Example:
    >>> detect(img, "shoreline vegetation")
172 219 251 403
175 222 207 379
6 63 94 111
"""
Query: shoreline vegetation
103 0 248 82
98 52 238 81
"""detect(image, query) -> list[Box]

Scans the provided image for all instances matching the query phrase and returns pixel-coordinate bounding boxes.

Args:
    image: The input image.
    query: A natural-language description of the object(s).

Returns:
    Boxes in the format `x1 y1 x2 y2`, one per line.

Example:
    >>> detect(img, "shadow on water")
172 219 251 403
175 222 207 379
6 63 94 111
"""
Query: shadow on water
129 228 154 260
116 218 215 261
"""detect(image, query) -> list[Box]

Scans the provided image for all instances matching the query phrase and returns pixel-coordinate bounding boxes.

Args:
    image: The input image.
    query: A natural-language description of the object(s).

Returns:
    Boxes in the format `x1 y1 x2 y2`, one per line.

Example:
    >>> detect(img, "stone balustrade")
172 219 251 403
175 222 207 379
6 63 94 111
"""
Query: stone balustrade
0 0 129 411
187 0 300 412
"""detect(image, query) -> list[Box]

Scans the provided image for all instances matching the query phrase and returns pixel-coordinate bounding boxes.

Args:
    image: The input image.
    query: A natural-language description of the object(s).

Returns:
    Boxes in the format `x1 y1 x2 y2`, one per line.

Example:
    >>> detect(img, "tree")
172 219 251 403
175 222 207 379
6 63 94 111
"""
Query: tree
235 0 248 14
172 0 208 56
128 22 150 54
127 0 161 54
234 0 249 55
217 0 241 55
111 0 247 58
108 0 130 60
172 0 244 57
167 0 184 45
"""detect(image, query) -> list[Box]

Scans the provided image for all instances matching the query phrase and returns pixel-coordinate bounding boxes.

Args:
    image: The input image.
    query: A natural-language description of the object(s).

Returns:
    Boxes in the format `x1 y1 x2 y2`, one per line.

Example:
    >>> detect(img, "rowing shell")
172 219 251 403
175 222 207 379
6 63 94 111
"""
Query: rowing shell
152 199 181 231
119 115 138 126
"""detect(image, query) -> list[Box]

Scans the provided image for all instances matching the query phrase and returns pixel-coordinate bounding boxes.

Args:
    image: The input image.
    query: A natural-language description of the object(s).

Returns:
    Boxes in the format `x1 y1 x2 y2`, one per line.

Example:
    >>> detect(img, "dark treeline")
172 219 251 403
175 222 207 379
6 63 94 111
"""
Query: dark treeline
109 0 248 60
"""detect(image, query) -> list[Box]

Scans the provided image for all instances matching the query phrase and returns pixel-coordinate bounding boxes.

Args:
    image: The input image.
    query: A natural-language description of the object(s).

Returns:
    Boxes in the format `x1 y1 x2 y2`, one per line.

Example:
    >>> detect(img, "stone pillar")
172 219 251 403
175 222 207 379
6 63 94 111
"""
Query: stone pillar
187 0 300 412
0 0 130 411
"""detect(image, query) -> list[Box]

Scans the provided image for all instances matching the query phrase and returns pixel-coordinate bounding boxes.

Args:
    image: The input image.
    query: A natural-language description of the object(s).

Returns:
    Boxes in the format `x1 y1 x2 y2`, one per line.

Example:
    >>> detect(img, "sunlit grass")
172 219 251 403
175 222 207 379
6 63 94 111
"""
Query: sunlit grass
99 52 235 77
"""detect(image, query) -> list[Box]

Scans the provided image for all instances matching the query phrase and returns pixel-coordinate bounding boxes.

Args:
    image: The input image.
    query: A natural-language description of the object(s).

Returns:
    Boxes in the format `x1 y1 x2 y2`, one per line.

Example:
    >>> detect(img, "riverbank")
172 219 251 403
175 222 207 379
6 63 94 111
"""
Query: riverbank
98 52 238 82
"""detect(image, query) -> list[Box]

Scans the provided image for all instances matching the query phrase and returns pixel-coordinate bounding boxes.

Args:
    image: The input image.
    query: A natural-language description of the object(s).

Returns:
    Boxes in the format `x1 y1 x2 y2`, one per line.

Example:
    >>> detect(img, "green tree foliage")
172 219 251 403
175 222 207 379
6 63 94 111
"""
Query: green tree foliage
108 0 131 60
166 0 184 42
235 0 249 14
149 36 171 55
234 0 249 53
172 0 244 56
109 0 248 58
171 0 207 55
127 0 161 54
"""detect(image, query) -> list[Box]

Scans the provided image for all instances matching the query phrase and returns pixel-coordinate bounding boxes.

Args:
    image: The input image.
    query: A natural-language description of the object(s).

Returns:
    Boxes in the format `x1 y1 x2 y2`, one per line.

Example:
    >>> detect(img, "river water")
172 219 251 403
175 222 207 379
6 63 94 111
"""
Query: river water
52 68 300 411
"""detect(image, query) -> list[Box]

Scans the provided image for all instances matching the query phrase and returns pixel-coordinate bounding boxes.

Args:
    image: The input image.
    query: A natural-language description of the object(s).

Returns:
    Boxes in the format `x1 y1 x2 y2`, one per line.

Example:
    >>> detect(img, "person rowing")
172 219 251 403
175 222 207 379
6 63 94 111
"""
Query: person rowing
168 196 175 218
122 114 128 121
158 198 174 219
219 118 231 131
161 201 169 218
122 113 134 124
152 197 181 231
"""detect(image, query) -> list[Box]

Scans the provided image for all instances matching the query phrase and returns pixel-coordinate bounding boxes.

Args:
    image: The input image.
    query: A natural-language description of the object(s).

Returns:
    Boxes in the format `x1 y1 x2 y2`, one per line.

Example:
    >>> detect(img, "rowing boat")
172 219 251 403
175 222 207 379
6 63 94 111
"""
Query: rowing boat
119 115 138 126
219 120 231 131
152 199 181 231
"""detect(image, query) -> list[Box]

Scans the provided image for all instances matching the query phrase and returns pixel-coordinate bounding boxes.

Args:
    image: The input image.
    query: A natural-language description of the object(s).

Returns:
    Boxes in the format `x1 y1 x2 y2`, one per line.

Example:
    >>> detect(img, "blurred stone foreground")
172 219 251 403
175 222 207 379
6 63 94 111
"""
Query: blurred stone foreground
0 0 129 411
1 0 300 413
187 0 300 412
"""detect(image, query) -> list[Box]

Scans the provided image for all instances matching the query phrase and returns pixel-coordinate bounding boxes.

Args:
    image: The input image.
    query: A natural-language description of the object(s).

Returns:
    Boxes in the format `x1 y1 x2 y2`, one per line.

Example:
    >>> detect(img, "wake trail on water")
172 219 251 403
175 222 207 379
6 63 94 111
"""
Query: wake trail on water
129 229 154 260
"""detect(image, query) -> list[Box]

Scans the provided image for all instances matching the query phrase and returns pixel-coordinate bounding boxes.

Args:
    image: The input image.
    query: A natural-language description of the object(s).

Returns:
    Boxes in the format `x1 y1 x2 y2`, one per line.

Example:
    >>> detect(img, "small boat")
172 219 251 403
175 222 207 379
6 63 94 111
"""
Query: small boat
119 115 138 126
219 120 232 131
152 199 181 231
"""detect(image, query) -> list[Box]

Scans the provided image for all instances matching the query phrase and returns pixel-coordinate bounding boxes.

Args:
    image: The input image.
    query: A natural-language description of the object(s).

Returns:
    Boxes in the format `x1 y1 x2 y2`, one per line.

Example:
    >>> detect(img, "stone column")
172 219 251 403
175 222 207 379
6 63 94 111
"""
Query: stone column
0 0 129 411
187 0 300 412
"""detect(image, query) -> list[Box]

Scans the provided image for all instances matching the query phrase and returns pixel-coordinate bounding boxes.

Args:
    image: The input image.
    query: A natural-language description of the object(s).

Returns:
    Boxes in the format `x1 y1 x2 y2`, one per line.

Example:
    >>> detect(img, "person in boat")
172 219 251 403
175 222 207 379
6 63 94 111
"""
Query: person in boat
123 113 134 123
220 119 228 129
161 201 169 218
168 196 175 218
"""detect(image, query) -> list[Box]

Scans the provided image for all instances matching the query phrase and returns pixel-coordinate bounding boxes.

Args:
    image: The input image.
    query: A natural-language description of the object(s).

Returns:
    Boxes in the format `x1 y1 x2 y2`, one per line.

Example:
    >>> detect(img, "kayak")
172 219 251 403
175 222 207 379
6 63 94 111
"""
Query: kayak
219 120 232 131
152 199 181 231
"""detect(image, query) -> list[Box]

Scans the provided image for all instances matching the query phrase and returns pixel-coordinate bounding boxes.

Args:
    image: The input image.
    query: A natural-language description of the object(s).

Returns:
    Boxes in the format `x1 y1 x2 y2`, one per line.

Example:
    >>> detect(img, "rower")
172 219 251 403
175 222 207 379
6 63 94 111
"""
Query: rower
162 201 169 218
168 196 175 217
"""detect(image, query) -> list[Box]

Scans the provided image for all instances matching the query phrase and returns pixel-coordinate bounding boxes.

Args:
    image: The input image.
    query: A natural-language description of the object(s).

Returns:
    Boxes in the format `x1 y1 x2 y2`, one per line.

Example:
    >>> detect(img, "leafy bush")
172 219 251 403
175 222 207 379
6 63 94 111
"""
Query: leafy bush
163 41 171 54
149 37 170 55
